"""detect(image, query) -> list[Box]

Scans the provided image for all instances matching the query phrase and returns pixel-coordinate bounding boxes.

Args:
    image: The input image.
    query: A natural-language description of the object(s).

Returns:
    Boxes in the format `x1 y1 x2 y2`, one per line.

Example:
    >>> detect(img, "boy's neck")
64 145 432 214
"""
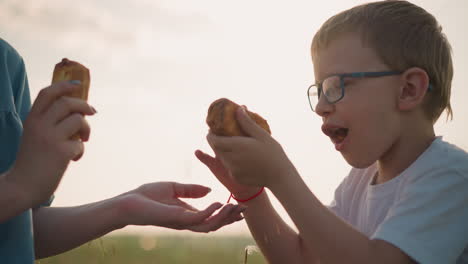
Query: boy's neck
375 122 435 185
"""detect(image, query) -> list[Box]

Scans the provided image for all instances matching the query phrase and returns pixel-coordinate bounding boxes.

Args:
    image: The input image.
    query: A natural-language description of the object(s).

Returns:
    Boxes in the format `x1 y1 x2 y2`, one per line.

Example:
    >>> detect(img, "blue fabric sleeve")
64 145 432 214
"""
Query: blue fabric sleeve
0 111 23 174
0 38 29 173
0 38 36 263
0 39 54 207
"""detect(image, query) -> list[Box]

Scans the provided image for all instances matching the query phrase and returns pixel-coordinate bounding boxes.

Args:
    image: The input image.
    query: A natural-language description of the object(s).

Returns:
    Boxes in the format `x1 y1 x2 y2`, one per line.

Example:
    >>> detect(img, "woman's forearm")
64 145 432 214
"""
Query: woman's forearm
32 196 126 259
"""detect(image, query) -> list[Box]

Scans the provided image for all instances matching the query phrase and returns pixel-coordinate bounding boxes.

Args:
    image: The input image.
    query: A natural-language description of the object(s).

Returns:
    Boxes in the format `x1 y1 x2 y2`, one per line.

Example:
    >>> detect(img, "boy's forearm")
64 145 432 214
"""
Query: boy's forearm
240 192 319 264
32 196 127 259
269 169 407 264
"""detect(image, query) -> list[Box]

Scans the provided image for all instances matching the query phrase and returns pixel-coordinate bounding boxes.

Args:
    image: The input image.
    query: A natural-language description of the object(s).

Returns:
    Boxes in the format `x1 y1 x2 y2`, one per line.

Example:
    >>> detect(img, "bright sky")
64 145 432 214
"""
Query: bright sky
1 0 467 236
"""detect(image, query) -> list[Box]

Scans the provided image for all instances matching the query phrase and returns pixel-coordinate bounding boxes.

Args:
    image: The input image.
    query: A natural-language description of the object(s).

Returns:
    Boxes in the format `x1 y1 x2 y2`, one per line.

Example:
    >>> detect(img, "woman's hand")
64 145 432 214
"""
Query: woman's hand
8 81 96 207
117 182 246 233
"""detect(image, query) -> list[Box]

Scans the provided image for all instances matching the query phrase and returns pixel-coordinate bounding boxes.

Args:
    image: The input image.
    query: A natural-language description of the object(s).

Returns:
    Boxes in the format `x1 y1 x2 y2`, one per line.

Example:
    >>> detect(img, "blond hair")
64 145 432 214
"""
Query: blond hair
311 0 453 123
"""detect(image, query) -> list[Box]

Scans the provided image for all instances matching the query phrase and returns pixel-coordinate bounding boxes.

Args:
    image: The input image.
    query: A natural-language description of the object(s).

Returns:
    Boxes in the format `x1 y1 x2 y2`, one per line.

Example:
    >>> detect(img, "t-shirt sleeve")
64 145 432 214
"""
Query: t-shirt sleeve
0 39 28 173
0 39 53 207
371 168 468 264
0 111 24 173
328 181 343 217
328 173 351 219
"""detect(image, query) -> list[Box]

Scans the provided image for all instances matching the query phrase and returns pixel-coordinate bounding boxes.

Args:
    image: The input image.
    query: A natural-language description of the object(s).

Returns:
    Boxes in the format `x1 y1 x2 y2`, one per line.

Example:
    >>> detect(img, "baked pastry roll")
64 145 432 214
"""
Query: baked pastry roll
207 98 271 136
51 58 91 140
51 58 90 101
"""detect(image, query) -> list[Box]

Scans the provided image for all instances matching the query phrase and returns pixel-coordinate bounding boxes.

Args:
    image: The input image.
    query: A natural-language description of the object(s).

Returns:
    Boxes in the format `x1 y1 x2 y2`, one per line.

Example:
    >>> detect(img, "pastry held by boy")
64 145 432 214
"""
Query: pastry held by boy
206 98 271 136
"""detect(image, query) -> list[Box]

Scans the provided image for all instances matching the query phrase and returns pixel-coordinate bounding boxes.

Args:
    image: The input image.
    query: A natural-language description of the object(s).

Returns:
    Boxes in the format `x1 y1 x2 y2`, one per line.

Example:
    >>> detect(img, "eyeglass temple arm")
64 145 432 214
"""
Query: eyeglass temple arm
344 71 433 91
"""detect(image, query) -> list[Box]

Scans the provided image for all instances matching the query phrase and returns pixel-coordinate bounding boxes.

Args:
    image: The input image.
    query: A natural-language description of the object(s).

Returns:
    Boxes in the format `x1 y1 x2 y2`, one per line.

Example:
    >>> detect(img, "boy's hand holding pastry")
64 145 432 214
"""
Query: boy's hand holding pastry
200 98 295 192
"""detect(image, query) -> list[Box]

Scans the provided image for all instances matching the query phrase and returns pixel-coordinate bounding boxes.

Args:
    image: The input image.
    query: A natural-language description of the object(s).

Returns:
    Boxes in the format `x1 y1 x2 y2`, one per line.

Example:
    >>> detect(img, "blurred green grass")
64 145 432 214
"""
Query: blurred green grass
36 235 267 264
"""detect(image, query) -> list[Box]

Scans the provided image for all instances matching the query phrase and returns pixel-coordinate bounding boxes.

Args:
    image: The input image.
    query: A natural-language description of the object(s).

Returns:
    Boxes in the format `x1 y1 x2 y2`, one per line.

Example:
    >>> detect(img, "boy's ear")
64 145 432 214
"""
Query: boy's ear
397 67 430 111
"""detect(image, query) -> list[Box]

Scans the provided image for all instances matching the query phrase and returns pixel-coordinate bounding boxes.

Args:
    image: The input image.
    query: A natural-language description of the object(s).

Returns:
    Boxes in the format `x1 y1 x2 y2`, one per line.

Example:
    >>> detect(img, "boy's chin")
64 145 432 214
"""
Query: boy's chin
342 153 376 169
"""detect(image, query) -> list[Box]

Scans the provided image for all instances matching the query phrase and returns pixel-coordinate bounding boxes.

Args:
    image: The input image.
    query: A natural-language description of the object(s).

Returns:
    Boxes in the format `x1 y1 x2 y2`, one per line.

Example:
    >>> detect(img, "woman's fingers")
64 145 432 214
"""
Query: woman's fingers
29 81 79 116
188 204 246 233
56 113 91 141
44 96 95 125
172 182 212 199
63 140 85 161
30 82 96 143
175 202 223 227
174 199 199 212
71 144 85 161
187 203 236 232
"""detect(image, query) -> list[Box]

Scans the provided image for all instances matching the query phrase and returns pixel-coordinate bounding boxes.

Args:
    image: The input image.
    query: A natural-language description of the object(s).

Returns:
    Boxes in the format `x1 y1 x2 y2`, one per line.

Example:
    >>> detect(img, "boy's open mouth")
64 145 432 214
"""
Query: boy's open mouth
322 124 349 146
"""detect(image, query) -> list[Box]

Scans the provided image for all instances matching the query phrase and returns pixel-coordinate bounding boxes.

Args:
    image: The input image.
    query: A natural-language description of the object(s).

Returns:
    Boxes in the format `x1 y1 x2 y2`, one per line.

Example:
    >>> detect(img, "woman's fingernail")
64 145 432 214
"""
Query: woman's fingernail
69 80 81 85
91 106 98 113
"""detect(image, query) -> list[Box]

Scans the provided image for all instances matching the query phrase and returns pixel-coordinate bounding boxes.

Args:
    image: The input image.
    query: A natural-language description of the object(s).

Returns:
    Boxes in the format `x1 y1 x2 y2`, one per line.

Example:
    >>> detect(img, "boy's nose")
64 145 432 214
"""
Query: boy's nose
314 96 334 117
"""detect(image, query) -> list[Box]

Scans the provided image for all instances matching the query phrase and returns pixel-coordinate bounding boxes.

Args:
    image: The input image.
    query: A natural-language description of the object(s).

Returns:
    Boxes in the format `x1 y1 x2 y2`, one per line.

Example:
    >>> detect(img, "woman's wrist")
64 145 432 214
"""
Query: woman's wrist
0 169 34 221
3 168 34 208
103 196 129 231
7 163 51 207
112 194 136 229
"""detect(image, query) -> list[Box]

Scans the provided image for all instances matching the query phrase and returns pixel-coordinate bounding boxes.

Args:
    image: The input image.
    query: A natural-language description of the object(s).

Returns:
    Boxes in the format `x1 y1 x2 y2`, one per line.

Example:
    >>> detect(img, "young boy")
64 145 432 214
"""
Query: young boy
196 1 468 263
0 38 245 263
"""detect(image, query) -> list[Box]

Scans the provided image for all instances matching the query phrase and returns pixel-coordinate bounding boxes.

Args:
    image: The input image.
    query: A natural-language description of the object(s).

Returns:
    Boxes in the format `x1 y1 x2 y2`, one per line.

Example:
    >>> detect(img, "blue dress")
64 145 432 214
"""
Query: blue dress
0 38 37 263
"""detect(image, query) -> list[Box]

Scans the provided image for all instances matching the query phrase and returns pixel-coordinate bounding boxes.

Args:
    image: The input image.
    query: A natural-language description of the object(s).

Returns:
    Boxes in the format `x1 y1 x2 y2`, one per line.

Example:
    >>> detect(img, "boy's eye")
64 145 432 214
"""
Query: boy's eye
324 86 341 98
343 77 356 87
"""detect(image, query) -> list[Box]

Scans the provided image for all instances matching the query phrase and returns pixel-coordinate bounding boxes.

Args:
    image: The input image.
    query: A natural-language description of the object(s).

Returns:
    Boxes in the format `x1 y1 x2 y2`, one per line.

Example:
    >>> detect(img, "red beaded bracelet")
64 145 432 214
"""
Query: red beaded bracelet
226 187 265 203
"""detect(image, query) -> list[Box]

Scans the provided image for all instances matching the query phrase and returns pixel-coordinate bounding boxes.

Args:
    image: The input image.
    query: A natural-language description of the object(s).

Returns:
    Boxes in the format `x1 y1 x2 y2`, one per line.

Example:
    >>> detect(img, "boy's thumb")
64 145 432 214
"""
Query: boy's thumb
236 106 267 139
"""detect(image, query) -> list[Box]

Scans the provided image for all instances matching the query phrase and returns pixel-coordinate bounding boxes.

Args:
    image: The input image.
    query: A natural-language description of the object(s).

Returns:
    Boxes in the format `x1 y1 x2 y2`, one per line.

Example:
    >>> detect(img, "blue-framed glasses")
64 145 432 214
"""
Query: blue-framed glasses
307 71 405 112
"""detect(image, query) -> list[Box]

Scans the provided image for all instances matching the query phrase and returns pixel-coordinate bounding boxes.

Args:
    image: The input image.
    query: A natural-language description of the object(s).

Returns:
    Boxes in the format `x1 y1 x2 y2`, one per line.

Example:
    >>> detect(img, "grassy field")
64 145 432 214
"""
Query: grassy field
36 235 267 264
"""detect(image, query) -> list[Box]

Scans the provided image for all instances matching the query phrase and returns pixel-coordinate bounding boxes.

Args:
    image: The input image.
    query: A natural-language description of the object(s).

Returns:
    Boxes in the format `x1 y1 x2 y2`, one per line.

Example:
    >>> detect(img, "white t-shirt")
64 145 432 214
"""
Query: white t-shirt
329 137 468 264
